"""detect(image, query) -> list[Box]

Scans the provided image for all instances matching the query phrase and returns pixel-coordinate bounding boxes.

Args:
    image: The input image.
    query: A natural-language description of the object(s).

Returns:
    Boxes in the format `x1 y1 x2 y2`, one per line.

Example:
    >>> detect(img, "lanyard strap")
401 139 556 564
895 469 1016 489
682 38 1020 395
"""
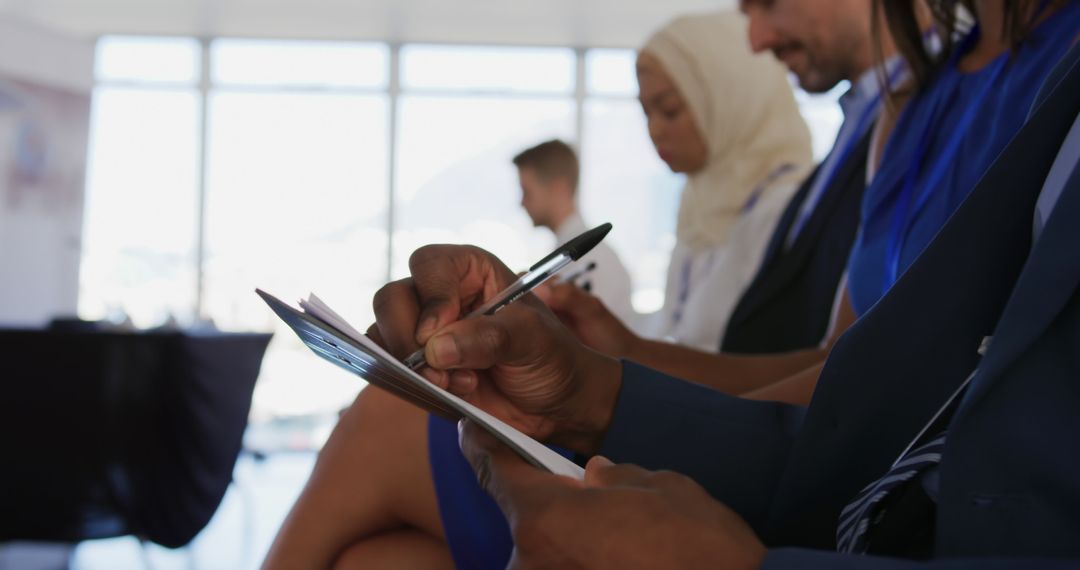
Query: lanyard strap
884 26 1010 287
672 250 716 326
672 159 800 325
741 162 798 214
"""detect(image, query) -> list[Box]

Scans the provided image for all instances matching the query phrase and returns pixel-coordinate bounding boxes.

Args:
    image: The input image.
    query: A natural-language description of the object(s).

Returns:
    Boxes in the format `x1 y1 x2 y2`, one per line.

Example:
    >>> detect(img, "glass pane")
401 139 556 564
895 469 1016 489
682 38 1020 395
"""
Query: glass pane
580 99 682 314
393 96 576 277
212 39 389 88
204 91 390 422
586 49 639 96
80 88 201 326
401 45 575 93
96 36 200 84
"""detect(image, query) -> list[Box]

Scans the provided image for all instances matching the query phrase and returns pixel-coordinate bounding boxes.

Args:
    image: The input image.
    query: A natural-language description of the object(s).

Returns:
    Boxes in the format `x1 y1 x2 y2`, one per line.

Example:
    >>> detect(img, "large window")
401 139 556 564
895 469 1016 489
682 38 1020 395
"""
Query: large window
393 46 578 277
81 37 202 326
82 39 841 445
580 50 683 312
203 41 391 421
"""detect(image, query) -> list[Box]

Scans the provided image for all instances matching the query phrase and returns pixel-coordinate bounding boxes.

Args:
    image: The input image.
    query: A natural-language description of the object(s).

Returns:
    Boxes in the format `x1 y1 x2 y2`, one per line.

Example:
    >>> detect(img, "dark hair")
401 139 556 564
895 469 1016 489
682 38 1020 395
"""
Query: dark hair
512 139 580 192
874 0 1062 93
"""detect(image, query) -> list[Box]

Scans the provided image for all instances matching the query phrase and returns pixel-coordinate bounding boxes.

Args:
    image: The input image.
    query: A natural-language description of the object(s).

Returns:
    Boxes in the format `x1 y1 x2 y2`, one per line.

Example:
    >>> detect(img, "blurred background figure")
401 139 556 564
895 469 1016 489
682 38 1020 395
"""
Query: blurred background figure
260 10 816 570
636 12 813 351
512 139 635 323
0 1 848 567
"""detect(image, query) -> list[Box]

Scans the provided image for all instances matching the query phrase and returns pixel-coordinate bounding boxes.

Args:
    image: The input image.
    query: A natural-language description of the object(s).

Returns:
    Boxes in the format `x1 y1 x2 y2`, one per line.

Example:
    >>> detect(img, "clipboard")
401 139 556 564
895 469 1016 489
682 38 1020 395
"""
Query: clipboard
257 289 585 480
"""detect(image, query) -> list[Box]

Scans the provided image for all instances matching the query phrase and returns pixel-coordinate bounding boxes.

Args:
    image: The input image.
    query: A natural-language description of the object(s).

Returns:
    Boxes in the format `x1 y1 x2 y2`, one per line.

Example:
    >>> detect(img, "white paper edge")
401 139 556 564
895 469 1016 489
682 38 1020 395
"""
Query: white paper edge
298 292 584 480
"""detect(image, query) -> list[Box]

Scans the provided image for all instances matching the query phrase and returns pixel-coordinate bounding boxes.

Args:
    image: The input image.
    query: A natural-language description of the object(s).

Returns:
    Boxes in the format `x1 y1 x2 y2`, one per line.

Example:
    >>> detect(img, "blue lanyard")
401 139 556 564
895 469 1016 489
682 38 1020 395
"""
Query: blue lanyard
741 162 798 214
672 257 694 325
883 26 1010 286
672 251 716 326
671 162 797 326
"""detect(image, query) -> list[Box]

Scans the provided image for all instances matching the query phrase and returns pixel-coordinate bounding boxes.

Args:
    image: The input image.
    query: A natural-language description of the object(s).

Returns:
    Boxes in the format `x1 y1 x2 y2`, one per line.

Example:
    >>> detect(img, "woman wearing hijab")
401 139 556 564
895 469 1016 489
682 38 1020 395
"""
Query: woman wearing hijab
636 13 813 351
262 11 812 570
545 0 1080 407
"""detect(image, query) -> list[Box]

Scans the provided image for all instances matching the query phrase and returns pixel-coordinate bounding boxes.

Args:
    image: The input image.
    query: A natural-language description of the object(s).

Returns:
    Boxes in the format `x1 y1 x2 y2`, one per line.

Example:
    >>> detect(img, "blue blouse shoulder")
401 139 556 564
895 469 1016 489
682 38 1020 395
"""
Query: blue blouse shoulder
847 3 1080 316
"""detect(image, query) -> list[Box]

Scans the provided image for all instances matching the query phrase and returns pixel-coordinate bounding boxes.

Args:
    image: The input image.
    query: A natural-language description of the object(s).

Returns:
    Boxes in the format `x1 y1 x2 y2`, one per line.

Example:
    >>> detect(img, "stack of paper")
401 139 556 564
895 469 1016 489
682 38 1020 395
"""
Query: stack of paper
257 289 585 480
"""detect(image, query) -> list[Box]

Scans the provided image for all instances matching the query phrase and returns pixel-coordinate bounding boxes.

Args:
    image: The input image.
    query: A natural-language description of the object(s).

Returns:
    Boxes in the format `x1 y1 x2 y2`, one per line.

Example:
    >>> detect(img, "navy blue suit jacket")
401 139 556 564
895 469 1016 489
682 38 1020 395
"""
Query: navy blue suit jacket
722 132 869 354
600 44 1080 568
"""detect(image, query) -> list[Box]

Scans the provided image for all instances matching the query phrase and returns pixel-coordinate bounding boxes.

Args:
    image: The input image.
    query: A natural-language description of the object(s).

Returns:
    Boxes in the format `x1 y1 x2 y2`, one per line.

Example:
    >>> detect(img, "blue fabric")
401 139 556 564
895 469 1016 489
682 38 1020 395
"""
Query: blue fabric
1034 113 1080 239
428 415 575 570
847 3 1080 315
428 416 512 570
426 18 1080 569
425 39 1080 567
608 40 1080 564
786 58 904 249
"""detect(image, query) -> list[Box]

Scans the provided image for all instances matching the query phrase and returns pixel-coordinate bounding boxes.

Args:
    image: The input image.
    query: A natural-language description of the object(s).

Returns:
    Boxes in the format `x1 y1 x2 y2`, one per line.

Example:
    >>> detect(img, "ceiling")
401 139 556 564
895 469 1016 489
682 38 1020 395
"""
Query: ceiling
0 0 732 48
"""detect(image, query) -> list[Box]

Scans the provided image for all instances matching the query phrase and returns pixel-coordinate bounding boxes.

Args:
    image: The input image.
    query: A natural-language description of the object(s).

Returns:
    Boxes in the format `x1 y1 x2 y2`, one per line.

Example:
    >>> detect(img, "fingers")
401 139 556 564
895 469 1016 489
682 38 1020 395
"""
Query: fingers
543 282 591 313
371 278 450 388
583 457 653 488
423 305 547 370
371 278 423 357
458 419 561 520
545 283 610 325
583 458 696 497
408 245 518 344
448 369 479 395
364 323 385 347
424 319 505 370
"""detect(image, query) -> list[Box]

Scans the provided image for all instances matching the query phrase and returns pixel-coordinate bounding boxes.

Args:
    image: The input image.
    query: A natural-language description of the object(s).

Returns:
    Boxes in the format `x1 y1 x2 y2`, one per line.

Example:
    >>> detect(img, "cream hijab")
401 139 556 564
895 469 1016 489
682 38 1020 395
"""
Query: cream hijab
641 11 813 253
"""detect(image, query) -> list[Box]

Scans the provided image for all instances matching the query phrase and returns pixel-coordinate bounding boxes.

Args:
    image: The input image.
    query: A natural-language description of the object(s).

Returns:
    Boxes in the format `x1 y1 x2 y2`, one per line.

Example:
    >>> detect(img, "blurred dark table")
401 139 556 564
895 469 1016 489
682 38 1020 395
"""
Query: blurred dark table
0 329 271 548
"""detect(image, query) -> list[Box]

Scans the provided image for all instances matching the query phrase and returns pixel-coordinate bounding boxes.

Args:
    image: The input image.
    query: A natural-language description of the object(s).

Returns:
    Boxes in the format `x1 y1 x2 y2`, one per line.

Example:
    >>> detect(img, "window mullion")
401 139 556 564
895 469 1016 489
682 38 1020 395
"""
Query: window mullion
386 44 401 283
195 37 211 319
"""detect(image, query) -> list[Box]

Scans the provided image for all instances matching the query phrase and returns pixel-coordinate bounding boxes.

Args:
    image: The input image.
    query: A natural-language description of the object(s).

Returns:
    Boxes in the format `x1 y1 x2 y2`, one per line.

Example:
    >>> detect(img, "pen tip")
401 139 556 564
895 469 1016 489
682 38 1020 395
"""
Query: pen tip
564 223 612 261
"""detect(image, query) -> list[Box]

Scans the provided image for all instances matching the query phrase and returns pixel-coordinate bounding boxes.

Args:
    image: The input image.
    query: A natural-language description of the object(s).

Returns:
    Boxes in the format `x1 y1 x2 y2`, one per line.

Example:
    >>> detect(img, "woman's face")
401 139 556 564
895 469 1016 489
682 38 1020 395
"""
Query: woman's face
637 52 709 174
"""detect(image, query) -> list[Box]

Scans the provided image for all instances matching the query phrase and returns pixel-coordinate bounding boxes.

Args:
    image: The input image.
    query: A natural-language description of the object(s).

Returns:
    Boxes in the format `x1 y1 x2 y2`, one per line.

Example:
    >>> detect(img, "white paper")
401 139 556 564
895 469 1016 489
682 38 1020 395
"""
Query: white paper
296 293 585 480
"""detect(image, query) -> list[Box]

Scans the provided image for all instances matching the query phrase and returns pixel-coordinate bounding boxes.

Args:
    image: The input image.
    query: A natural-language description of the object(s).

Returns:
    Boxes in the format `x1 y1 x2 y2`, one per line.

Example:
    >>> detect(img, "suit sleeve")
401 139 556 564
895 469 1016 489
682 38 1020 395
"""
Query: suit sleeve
763 548 1080 569
598 360 807 531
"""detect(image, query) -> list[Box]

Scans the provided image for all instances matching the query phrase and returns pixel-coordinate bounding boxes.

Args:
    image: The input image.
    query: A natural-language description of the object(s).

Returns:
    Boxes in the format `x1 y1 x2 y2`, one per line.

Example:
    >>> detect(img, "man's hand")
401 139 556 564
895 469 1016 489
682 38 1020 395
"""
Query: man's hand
536 282 641 358
369 244 623 454
459 420 767 570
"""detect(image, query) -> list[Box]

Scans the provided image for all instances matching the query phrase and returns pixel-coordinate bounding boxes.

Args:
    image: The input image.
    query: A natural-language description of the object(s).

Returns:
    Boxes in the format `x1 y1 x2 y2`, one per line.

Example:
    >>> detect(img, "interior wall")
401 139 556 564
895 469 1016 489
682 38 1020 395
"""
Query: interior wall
0 0 730 47
0 16 94 326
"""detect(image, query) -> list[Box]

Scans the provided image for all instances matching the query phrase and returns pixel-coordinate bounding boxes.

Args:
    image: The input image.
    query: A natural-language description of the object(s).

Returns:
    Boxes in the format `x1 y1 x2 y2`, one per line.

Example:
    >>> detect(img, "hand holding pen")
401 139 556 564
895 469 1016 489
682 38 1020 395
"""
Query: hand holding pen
560 261 597 292
403 223 612 370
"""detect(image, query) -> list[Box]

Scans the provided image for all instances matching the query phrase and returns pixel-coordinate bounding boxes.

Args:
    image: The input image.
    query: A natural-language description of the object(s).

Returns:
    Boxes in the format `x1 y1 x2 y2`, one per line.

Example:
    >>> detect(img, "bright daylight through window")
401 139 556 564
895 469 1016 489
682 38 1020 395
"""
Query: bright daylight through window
81 37 842 450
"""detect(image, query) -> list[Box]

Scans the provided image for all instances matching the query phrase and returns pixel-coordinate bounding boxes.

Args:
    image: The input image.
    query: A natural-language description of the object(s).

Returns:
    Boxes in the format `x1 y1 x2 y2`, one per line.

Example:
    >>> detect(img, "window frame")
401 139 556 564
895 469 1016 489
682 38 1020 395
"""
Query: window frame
87 38 645 320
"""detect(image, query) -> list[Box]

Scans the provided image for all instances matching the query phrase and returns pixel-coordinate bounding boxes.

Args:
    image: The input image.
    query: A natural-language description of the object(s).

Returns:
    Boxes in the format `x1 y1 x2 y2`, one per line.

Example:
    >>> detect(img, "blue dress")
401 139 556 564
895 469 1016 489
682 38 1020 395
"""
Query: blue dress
847 2 1080 315
428 416 575 568
430 6 1080 568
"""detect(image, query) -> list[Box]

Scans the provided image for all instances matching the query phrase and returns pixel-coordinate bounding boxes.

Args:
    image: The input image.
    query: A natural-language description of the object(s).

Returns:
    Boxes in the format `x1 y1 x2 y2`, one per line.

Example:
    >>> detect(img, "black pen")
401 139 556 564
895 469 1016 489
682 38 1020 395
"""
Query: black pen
403 223 612 370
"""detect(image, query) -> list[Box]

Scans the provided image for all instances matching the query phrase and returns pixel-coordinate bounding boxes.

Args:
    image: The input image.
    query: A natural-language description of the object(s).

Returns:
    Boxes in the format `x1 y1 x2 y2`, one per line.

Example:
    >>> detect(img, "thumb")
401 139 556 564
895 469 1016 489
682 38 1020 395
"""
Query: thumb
424 301 561 371
425 314 514 370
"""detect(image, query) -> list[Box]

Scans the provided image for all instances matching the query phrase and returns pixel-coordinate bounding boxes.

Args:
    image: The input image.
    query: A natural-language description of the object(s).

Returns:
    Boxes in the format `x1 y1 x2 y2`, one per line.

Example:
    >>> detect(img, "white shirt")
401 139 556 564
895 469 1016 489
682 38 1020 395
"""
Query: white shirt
645 177 801 351
554 212 636 325
1033 112 1080 240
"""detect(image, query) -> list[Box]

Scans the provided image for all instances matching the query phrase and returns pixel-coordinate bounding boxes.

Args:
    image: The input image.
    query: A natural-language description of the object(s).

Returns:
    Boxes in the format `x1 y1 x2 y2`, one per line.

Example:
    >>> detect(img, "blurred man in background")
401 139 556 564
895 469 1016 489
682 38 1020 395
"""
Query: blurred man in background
513 139 635 324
